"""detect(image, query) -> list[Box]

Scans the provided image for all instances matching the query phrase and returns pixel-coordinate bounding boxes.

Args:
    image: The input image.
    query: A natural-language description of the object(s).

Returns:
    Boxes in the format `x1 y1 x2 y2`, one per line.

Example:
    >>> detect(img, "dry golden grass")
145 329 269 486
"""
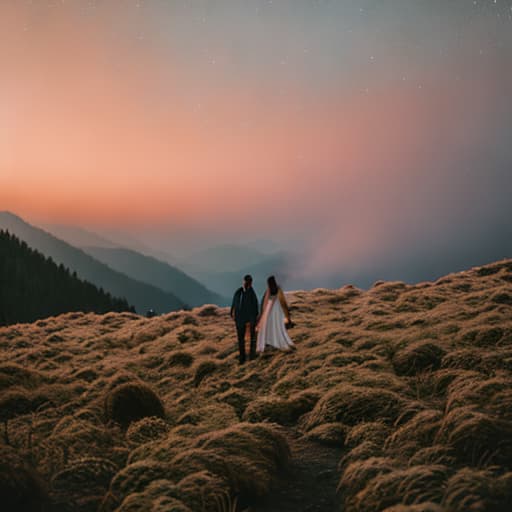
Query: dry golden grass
0 258 511 510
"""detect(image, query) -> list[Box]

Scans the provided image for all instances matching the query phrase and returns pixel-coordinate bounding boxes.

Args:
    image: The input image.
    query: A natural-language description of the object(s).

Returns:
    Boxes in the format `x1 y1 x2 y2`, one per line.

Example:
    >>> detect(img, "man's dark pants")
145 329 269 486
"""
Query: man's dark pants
236 321 257 363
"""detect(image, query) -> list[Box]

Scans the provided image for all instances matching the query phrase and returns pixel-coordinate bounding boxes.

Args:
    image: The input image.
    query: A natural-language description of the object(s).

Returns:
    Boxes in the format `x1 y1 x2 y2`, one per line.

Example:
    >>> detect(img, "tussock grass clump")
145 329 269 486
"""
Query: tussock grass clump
428 368 472 396
441 467 511 512
474 326 504 346
176 403 238 432
392 341 445 376
167 351 195 368
326 352 376 367
176 471 226 511
0 444 49 512
345 421 391 449
492 291 512 305
104 382 165 428
51 456 118 497
385 409 443 455
126 417 170 446
196 305 219 317
166 422 290 503
243 390 319 425
382 503 442 512
338 456 400 496
218 389 251 418
49 415 117 463
339 441 385 469
437 406 512 467
445 375 511 411
441 348 483 371
408 445 456 467
303 385 408 430
0 388 35 422
485 388 512 421
305 422 347 446
350 464 450 512
0 363 47 390
101 460 171 512
193 360 218 387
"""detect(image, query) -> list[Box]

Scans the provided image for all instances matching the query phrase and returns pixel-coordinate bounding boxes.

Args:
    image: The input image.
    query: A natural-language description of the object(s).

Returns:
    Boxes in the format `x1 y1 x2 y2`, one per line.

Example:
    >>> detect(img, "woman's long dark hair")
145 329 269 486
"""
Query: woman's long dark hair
267 275 278 296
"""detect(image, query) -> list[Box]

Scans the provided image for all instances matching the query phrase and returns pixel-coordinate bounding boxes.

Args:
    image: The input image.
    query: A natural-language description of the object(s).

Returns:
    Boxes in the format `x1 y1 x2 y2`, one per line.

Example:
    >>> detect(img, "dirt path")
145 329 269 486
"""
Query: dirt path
247 428 343 512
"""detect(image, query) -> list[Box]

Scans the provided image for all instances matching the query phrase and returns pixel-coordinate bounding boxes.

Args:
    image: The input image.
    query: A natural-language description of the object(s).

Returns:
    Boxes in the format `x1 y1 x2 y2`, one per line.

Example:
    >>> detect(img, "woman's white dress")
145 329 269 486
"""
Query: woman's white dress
257 294 295 352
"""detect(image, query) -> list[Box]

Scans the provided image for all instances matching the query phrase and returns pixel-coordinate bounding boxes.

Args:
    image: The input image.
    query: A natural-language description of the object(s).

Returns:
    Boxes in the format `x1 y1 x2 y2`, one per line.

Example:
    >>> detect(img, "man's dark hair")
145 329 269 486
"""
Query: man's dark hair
243 274 253 282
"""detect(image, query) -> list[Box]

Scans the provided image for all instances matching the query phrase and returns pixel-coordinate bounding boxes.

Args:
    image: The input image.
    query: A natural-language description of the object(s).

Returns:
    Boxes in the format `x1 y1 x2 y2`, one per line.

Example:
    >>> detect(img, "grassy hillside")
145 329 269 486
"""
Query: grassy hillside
82 246 228 307
1 259 511 511
0 212 184 314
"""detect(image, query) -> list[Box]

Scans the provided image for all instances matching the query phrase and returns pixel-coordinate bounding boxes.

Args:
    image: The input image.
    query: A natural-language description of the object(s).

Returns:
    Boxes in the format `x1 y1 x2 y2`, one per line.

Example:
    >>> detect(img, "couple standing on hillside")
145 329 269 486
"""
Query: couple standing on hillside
230 274 295 364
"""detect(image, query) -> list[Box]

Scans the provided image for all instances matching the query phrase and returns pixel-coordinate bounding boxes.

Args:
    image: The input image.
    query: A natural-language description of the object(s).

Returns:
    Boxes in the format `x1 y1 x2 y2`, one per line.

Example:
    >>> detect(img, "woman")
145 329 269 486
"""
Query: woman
256 276 295 352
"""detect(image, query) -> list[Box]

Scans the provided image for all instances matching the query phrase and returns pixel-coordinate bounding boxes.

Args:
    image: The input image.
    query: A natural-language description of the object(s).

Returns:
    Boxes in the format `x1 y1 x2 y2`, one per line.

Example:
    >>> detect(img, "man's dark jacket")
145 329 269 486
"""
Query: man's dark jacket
231 286 259 325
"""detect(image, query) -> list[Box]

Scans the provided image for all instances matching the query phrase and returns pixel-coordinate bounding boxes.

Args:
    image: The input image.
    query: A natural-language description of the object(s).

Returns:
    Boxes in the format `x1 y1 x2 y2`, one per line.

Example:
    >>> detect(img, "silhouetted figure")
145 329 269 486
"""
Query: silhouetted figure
146 309 157 318
230 274 259 364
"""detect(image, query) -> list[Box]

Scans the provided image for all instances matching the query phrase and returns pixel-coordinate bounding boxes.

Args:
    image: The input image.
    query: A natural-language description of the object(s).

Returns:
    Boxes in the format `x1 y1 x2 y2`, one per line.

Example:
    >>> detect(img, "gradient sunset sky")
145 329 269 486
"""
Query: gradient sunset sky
1 1 511 280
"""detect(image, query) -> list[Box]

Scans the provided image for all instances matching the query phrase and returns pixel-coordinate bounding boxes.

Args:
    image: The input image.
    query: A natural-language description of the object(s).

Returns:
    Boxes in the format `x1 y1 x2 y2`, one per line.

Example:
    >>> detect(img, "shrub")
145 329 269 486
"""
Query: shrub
104 382 165 428
392 341 445 376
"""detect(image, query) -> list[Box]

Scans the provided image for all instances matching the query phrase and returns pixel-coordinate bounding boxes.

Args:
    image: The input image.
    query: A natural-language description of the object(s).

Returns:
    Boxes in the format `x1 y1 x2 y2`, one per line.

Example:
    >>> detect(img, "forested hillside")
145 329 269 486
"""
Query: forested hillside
0 230 133 325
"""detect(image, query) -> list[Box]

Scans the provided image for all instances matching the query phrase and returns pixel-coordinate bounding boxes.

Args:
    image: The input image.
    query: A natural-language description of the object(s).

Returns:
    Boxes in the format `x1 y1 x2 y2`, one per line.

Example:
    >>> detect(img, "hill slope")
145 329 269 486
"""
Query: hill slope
0 230 133 325
0 211 184 314
82 246 228 307
1 259 511 511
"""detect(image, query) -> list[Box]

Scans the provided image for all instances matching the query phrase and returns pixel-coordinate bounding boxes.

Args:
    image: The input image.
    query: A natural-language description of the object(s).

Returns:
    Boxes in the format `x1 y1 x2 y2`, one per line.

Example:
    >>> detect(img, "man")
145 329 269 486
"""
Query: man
230 274 259 364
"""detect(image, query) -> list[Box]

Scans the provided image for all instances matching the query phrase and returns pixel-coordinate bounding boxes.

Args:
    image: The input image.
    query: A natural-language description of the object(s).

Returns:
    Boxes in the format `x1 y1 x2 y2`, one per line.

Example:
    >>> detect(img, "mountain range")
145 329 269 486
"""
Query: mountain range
0 212 184 315
82 246 227 307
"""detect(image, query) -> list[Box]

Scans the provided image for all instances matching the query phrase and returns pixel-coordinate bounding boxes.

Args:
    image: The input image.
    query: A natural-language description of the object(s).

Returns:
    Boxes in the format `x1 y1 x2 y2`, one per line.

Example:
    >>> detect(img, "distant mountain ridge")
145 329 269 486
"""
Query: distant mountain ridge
42 224 120 249
0 212 184 314
0 230 133 325
190 251 293 299
83 246 228 307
